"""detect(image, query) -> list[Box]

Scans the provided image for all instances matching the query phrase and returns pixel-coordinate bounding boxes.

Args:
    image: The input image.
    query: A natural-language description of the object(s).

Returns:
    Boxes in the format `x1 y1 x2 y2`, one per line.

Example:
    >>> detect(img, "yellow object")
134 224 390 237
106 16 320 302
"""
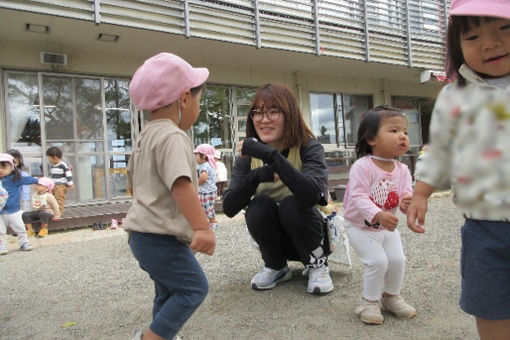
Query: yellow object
37 228 48 238
26 226 36 237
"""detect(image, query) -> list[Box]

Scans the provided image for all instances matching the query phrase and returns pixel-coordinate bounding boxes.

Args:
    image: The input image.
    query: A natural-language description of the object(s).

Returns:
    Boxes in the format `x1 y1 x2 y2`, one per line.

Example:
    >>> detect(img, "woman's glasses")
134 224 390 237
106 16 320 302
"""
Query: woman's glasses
249 108 283 122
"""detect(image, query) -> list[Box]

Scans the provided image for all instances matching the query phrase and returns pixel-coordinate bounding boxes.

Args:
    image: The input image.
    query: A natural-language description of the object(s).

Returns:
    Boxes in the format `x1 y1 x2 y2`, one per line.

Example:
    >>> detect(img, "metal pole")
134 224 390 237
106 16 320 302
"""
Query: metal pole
254 0 261 49
313 0 321 55
404 0 413 67
362 0 370 62
184 0 190 38
93 0 101 25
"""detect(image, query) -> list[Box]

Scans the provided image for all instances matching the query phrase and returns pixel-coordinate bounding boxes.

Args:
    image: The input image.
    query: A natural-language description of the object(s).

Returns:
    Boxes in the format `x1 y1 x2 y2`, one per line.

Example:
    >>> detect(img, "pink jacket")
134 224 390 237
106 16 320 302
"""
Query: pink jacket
343 156 413 229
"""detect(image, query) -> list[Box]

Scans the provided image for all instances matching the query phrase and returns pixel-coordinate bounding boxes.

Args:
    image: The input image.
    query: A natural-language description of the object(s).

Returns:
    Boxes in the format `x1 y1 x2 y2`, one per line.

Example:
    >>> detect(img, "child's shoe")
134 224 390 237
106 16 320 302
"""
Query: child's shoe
26 226 36 237
381 295 416 319
37 228 48 238
0 240 7 255
20 242 33 251
355 299 384 325
111 219 118 229
120 218 126 228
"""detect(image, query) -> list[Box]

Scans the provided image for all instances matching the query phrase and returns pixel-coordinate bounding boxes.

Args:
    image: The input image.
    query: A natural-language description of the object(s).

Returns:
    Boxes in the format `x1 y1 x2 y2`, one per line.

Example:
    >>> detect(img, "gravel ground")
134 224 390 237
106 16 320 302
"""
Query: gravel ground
0 195 478 340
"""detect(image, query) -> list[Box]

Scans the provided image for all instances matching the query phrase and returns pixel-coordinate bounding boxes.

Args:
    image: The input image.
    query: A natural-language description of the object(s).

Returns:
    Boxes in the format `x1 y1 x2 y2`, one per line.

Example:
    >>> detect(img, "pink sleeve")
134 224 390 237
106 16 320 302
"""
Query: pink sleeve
400 162 414 196
345 160 382 224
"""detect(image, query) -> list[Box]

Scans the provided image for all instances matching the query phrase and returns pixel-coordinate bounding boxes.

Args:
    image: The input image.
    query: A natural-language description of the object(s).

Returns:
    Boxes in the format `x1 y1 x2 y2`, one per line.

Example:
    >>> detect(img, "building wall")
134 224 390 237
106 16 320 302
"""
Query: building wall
1 39 443 154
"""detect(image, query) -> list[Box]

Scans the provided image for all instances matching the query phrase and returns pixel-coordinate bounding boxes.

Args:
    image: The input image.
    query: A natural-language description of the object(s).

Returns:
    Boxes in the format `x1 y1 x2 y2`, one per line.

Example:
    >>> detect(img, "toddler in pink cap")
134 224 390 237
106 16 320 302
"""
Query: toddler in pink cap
407 0 510 338
22 177 60 238
194 143 218 229
125 52 215 340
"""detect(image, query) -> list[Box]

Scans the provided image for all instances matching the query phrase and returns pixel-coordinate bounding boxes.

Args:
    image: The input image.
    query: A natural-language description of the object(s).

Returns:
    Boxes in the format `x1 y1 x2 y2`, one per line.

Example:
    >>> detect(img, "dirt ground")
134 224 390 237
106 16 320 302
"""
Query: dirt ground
0 195 478 339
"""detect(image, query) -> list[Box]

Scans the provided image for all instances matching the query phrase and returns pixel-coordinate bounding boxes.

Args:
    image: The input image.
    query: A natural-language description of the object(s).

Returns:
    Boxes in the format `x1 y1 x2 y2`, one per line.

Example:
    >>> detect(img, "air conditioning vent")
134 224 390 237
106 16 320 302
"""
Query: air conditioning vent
40 52 67 66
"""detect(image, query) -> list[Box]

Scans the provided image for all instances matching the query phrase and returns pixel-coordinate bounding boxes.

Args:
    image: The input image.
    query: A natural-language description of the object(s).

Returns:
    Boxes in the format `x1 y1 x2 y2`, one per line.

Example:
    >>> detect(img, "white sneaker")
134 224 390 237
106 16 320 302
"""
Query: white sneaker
381 295 417 319
305 265 334 294
0 238 7 255
20 242 33 251
131 330 142 340
356 300 384 325
132 330 182 340
251 266 292 290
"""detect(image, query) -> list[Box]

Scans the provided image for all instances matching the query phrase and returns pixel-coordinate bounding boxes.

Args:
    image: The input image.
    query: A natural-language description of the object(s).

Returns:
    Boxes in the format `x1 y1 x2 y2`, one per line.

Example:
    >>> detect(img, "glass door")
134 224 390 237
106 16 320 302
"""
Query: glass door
42 75 106 204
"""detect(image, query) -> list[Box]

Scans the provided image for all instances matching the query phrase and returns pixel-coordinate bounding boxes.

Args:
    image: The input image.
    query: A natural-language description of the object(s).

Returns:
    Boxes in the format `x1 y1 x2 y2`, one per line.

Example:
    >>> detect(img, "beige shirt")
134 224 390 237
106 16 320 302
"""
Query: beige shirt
31 192 60 217
124 119 197 243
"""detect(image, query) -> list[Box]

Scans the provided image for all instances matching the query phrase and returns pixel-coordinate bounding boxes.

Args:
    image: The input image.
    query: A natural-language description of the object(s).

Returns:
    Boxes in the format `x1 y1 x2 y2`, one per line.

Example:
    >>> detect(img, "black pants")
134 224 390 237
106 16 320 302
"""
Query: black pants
22 210 54 224
245 195 326 269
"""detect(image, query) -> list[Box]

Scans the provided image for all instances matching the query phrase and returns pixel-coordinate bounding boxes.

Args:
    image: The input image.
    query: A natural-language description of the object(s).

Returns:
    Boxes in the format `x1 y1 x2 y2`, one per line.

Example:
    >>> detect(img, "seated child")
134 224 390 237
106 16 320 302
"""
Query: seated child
22 177 60 238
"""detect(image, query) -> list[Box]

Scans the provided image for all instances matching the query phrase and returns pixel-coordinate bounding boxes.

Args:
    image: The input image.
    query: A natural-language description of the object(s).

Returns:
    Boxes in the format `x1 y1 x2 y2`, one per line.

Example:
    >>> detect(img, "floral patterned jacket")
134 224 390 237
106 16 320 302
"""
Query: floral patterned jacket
415 64 510 221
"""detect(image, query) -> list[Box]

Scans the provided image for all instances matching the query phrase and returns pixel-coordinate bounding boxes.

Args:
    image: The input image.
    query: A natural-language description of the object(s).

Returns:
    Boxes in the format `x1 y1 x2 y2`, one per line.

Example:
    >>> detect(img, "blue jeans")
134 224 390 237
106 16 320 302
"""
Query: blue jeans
128 231 209 339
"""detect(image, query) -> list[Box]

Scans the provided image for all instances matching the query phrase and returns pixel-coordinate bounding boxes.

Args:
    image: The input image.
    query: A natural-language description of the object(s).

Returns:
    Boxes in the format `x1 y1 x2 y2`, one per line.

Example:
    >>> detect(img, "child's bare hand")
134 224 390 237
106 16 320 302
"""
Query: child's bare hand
68 184 75 190
190 229 216 255
52 216 60 222
407 195 428 233
399 194 412 213
374 211 399 231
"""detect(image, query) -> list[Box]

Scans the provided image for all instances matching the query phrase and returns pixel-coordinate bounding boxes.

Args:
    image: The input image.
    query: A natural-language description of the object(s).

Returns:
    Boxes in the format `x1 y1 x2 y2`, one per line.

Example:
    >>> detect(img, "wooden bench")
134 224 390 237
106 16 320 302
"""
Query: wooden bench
8 201 131 234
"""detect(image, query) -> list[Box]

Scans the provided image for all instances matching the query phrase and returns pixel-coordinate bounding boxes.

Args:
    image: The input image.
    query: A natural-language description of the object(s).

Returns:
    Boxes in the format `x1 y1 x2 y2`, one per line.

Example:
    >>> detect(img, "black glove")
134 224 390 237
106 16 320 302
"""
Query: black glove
252 165 275 183
242 138 277 163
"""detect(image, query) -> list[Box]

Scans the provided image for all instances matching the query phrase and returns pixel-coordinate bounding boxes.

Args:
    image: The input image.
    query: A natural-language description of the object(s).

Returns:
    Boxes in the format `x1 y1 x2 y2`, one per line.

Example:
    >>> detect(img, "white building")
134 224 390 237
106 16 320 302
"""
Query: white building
0 0 448 205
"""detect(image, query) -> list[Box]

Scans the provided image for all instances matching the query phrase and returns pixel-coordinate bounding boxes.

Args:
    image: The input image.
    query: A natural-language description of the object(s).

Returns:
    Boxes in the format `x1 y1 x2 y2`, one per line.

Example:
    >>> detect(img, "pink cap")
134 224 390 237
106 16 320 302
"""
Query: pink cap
129 52 209 111
38 177 55 192
194 144 217 169
0 153 14 168
449 0 510 20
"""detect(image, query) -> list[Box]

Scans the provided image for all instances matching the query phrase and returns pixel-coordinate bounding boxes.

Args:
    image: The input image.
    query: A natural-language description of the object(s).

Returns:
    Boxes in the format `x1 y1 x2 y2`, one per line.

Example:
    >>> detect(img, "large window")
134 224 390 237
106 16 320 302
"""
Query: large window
310 92 372 148
194 86 231 149
4 71 133 204
193 85 257 184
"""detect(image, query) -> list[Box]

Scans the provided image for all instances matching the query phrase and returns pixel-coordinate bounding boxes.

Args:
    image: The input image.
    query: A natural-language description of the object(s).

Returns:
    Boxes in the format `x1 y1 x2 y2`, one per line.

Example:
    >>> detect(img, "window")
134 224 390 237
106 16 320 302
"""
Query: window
194 86 231 149
310 92 372 148
4 71 134 204
392 96 422 146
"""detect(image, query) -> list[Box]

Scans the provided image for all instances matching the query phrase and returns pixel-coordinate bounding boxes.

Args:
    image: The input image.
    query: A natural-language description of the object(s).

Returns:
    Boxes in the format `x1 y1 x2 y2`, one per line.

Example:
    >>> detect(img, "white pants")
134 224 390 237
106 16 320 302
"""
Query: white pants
345 221 406 301
0 210 29 246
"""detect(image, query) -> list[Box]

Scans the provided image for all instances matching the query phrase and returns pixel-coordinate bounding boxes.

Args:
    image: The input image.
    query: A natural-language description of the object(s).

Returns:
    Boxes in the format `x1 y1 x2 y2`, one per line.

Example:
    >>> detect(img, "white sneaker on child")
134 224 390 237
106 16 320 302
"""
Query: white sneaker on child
132 330 182 340
381 295 417 319
20 242 33 251
355 299 384 325
0 242 7 255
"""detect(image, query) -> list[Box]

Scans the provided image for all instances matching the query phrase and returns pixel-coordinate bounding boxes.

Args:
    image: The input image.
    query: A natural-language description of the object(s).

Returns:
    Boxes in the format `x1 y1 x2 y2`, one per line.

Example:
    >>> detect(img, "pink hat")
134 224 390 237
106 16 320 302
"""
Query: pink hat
449 0 510 20
0 153 14 168
129 52 209 111
194 144 217 169
38 177 55 192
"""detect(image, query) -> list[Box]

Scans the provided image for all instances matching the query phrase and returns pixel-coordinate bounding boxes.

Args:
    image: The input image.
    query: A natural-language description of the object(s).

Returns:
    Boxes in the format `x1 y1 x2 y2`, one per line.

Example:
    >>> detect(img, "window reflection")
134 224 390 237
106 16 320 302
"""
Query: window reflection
194 86 231 148
7 72 41 149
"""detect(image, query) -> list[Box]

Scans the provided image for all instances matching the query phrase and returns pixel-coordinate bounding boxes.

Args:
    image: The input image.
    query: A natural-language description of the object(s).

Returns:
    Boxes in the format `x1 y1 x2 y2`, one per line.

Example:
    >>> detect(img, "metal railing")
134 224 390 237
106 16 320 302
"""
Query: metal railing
1 0 450 70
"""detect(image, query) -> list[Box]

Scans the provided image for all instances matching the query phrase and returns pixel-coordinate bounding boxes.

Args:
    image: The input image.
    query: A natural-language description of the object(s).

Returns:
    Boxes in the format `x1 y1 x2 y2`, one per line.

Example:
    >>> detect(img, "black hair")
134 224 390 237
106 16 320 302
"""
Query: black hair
355 105 405 159
46 146 63 158
195 152 208 161
6 149 24 169
190 83 205 96
447 16 498 86
0 161 21 181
